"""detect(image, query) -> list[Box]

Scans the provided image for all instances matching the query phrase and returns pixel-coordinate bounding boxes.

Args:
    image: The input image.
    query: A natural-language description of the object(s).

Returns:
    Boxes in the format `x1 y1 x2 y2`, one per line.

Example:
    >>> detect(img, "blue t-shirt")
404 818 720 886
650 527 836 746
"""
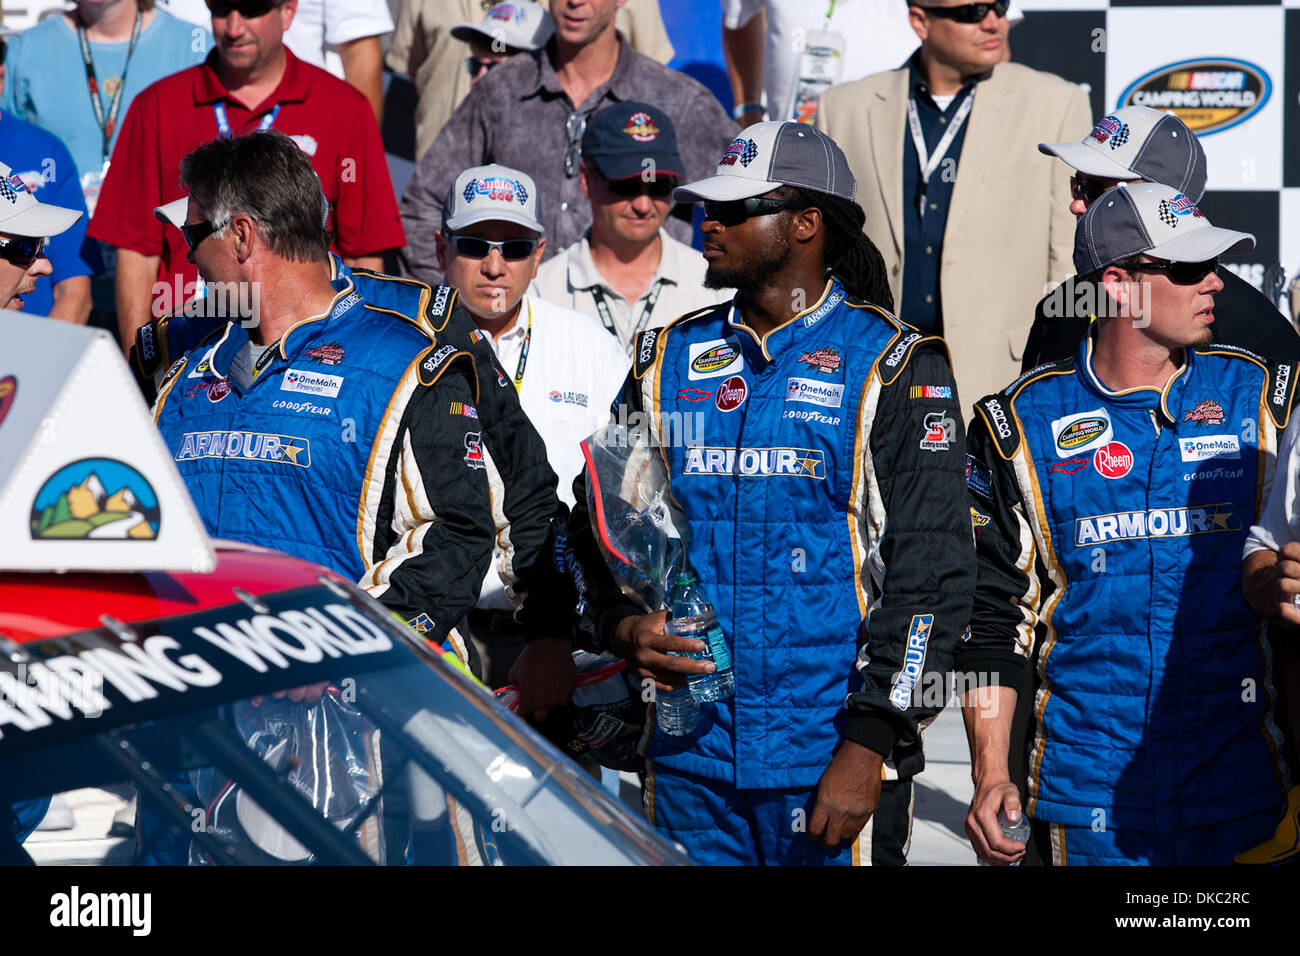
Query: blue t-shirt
1 10 211 193
0 110 100 316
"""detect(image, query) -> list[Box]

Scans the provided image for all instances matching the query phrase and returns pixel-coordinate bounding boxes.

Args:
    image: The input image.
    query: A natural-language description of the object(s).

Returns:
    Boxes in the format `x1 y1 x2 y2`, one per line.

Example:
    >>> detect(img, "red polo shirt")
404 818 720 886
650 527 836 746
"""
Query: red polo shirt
88 48 404 303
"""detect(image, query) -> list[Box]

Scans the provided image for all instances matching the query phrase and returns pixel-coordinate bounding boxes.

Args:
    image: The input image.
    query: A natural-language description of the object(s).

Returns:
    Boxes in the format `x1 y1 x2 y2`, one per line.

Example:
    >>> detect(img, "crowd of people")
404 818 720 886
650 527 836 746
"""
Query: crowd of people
5 0 1300 868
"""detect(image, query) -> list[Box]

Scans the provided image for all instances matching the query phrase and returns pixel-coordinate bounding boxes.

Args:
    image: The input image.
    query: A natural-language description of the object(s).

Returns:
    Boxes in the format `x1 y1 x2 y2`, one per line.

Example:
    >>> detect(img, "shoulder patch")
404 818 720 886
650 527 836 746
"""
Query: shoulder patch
159 356 187 392
416 343 478 400
1005 357 1073 398
426 284 455 332
633 327 662 380
878 330 951 387
1266 356 1297 429
976 393 1022 461
966 454 994 502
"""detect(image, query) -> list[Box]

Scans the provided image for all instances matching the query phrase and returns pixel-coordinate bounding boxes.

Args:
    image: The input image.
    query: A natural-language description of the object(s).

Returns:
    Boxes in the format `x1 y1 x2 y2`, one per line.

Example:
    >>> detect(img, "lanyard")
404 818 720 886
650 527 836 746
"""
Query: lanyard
906 91 975 219
824 0 836 27
510 301 532 391
590 279 665 343
214 102 281 138
78 9 143 163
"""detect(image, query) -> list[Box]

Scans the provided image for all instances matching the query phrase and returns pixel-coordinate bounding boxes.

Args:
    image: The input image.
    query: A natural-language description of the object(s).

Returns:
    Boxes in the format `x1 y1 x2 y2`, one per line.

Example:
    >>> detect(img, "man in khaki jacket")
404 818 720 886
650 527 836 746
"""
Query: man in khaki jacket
814 0 1089 405
390 0 674 161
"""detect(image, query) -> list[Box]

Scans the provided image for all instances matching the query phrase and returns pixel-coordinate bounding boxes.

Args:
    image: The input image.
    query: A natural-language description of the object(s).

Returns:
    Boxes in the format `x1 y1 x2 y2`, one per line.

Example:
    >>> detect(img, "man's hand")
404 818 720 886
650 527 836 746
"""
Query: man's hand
807 740 884 849
966 775 1026 865
1244 543 1300 626
507 636 577 722
611 611 713 691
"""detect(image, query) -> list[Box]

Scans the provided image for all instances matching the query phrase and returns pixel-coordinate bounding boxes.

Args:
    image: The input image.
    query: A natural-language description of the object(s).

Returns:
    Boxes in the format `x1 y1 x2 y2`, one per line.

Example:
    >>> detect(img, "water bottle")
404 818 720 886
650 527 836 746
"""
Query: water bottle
655 684 700 736
667 572 735 703
977 810 1030 866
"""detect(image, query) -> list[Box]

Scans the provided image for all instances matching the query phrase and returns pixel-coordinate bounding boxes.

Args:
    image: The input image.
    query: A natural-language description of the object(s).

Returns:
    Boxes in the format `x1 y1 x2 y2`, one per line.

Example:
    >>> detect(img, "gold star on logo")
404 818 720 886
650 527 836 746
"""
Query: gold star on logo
1210 509 1233 530
281 441 304 464
799 453 821 477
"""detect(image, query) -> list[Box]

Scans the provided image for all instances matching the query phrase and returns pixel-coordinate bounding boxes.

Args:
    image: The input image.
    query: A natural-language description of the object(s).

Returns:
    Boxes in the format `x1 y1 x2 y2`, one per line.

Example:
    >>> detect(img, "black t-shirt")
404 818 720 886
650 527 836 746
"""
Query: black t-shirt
1021 268 1300 372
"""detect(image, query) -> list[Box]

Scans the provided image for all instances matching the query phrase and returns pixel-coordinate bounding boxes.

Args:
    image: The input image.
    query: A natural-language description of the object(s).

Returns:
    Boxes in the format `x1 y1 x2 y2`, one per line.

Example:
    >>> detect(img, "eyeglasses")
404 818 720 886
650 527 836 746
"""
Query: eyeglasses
179 217 232 254
445 233 540 260
565 111 589 179
0 235 44 268
702 197 806 227
466 56 499 81
205 0 285 19
1121 257 1220 285
916 1 1009 24
1070 173 1122 207
598 173 677 201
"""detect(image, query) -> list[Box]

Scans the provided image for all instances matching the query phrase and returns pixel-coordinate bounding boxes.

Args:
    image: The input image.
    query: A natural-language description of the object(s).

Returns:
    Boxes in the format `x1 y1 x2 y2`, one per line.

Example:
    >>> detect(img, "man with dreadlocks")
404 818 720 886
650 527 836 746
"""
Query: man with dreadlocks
570 122 975 865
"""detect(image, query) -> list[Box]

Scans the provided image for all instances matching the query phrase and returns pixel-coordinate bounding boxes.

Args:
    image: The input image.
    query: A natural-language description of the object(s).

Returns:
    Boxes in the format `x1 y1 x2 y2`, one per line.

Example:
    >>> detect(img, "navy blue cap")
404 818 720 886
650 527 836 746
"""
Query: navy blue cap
580 102 685 182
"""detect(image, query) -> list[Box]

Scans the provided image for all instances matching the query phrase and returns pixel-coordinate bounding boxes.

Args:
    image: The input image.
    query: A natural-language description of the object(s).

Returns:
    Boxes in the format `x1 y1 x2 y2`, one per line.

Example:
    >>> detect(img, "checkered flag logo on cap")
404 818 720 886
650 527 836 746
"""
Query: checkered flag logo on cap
1111 123 1130 150
739 139 759 167
0 178 16 204
515 181 528 204
462 181 477 204
1158 198 1179 229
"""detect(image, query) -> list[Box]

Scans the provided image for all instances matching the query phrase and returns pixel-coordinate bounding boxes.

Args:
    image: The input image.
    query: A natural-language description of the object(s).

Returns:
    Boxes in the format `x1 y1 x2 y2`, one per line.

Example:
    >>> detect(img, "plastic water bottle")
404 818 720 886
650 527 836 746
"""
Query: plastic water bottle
977 810 1030 866
667 572 734 703
655 684 700 736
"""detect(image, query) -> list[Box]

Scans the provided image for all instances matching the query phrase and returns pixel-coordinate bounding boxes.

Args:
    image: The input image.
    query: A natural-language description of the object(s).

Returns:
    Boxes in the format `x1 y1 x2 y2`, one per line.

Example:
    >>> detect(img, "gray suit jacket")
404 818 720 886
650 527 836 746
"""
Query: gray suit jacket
816 61 1092 407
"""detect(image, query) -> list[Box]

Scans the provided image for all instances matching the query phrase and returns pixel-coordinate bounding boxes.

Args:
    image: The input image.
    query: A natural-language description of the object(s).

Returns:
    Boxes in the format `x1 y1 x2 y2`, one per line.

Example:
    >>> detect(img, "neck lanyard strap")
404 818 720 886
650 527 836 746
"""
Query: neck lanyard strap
78 8 144 162
590 279 666 341
512 302 533 391
214 102 281 139
906 90 975 218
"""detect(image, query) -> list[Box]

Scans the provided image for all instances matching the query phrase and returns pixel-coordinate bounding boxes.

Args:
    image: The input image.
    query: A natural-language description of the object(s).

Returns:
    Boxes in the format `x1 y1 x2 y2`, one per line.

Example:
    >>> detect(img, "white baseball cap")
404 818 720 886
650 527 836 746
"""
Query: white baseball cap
1074 182 1253 276
1039 106 1208 202
154 197 189 229
0 162 82 239
673 122 856 204
443 164 544 234
450 1 553 52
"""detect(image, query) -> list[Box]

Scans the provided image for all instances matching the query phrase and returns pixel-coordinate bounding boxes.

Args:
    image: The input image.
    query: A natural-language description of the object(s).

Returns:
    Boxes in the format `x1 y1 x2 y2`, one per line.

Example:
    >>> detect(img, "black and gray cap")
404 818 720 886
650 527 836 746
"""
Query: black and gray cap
1073 182 1253 276
1039 106 1208 203
672 121 856 204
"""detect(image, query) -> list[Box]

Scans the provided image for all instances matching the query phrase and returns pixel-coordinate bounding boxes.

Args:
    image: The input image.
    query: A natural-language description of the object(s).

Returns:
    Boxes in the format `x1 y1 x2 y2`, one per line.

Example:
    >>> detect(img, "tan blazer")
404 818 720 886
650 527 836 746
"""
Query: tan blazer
389 0 677 161
815 62 1091 407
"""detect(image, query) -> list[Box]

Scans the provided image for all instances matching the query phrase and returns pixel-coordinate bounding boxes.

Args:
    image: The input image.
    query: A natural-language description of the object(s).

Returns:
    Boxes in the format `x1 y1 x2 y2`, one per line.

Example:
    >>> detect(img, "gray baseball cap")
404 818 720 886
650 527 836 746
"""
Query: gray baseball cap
1074 182 1253 276
673 121 856 203
450 1 553 52
1039 106 1208 203
443 164 544 234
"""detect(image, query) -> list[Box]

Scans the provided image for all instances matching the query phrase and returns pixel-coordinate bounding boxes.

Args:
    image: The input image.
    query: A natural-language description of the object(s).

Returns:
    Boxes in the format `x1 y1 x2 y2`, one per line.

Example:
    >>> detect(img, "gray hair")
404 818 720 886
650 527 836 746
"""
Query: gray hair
179 130 332 263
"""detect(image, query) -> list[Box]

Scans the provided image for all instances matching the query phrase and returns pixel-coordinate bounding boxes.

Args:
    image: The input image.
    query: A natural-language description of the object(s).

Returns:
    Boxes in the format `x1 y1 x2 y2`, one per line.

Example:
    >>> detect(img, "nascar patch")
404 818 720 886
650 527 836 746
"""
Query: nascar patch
1051 408 1112 458
909 385 952 400
450 402 478 419
687 338 743 381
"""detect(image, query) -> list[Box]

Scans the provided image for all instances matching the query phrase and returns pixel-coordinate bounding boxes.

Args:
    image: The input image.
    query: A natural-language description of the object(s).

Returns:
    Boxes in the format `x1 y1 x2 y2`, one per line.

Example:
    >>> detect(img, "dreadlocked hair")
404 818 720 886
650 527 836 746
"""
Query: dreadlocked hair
788 187 895 313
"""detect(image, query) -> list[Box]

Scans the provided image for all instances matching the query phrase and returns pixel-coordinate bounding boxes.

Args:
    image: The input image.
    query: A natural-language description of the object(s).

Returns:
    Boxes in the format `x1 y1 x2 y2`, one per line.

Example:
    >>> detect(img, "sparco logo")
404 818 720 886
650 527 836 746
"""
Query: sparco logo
1274 364 1291 407
638 330 659 367
985 399 1011 439
423 344 456 374
884 332 921 368
1119 58 1270 137
140 323 157 363
431 285 451 315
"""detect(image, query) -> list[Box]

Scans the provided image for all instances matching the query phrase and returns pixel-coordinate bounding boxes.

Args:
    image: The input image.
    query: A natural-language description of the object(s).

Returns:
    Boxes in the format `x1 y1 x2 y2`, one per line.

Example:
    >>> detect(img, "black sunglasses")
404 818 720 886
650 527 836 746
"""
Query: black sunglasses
205 0 284 18
445 233 540 260
1123 257 1220 285
917 1 1009 24
1069 173 1121 207
179 217 231 253
0 236 45 268
702 197 806 227
599 173 677 200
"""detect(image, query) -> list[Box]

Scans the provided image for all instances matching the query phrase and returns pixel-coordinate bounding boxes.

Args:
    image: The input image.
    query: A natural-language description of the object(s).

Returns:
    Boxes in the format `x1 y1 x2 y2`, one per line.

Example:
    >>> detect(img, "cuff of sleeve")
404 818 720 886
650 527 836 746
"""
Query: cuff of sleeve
952 647 1025 692
841 715 898 759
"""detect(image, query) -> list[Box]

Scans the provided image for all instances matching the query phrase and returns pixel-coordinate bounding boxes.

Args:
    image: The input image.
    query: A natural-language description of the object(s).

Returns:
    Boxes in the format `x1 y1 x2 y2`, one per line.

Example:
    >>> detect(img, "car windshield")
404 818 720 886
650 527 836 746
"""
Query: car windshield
0 582 684 866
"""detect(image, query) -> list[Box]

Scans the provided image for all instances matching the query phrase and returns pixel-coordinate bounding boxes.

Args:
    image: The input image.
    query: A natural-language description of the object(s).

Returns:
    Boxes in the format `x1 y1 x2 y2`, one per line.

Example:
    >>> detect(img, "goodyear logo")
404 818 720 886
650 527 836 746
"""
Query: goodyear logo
1074 503 1239 546
1119 58 1271 136
1057 417 1107 451
692 344 739 374
176 431 311 467
889 614 932 710
683 446 825 479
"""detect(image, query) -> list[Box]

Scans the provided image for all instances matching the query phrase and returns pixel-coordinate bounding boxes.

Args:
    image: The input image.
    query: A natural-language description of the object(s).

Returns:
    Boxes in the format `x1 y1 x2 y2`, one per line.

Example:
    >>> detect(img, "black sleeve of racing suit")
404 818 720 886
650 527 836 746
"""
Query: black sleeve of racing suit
446 305 578 643
840 344 976 765
365 364 496 642
953 410 1038 693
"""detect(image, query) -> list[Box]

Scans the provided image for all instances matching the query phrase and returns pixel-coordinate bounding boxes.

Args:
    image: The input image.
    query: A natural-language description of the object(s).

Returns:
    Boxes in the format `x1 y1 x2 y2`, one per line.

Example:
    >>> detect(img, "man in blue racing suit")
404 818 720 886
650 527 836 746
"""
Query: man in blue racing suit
572 122 975 865
960 182 1297 865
